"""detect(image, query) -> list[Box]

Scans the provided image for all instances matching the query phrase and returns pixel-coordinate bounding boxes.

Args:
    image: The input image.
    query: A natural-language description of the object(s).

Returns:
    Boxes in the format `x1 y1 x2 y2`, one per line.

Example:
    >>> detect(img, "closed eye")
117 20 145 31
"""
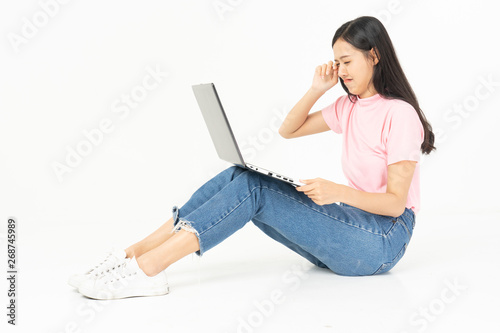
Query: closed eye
335 61 350 67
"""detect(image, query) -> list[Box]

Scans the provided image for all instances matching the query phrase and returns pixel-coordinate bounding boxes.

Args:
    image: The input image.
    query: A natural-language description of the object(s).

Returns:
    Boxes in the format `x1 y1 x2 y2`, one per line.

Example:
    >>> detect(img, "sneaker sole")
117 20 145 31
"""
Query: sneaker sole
78 285 170 300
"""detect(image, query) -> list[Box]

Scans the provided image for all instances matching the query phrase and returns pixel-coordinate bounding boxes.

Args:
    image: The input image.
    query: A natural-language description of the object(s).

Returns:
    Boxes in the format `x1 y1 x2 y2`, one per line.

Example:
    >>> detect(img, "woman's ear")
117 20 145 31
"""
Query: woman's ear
370 47 380 65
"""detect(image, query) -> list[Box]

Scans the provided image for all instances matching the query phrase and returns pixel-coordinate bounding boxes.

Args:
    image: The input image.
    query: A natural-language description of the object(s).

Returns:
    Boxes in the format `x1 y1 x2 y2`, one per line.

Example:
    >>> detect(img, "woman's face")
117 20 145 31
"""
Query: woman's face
333 39 378 99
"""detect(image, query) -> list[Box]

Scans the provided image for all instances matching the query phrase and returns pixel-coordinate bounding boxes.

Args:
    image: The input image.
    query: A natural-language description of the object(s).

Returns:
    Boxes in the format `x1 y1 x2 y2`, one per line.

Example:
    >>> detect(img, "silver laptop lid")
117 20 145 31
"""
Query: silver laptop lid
192 83 246 167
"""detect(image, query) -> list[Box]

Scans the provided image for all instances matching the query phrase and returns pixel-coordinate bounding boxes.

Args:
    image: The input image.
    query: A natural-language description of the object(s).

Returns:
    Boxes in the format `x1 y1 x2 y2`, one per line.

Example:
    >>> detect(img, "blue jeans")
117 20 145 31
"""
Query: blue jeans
171 166 415 276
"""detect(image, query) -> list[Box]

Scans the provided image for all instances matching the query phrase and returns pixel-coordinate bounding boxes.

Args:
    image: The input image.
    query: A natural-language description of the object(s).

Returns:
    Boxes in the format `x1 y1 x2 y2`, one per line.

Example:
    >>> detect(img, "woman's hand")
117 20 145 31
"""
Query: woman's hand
311 61 339 94
295 178 343 206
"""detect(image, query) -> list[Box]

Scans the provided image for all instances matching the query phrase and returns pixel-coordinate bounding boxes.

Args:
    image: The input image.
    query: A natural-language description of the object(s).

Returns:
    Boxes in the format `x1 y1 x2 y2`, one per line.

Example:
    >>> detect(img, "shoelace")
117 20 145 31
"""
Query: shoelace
100 258 138 285
87 251 124 277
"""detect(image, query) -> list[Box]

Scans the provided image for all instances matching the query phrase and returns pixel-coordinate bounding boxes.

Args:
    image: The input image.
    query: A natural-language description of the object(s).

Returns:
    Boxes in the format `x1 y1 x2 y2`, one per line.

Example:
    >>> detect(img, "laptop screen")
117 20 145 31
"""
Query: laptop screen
192 83 246 167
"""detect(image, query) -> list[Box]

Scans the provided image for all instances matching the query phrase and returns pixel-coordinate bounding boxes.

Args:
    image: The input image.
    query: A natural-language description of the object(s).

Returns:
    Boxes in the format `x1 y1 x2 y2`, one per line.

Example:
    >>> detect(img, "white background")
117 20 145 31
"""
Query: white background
1 1 499 332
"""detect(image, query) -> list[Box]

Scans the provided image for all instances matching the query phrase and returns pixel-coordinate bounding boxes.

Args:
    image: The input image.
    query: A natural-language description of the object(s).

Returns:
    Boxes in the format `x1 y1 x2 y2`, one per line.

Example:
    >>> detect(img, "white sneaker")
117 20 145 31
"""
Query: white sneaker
78 256 169 300
68 249 127 289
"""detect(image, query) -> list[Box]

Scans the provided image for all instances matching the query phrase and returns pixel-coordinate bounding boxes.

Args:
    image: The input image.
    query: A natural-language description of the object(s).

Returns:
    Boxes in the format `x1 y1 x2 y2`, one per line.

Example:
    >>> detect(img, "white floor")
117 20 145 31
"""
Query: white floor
2 210 499 333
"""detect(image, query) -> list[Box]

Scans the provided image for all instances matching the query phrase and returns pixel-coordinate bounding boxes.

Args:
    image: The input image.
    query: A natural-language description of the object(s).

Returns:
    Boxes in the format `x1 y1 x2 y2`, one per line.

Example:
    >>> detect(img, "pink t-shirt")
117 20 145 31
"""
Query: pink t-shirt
321 94 424 215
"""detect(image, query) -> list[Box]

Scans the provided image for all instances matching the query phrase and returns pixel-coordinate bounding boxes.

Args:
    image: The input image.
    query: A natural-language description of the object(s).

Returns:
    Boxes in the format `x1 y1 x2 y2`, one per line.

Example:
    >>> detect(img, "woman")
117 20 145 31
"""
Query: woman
69 16 435 300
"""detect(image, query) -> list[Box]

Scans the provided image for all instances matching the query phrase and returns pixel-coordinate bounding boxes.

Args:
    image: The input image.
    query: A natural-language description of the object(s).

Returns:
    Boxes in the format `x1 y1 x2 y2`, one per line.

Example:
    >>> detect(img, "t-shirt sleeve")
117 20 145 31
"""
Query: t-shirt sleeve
386 104 425 165
321 95 345 134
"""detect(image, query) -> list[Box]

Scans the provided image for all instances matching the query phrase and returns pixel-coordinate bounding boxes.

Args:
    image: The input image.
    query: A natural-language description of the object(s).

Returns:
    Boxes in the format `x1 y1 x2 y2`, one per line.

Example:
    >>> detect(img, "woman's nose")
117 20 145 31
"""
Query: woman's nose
338 64 348 78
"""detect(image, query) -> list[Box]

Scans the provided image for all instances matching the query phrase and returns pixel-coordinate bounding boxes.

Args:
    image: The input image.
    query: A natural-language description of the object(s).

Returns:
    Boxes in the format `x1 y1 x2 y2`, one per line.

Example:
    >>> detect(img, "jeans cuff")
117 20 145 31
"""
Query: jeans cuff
170 205 202 256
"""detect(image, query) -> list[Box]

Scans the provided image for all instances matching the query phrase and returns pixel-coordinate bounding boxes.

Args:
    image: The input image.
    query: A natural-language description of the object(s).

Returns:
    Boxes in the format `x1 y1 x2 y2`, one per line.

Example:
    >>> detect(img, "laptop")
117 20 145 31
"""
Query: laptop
192 83 303 188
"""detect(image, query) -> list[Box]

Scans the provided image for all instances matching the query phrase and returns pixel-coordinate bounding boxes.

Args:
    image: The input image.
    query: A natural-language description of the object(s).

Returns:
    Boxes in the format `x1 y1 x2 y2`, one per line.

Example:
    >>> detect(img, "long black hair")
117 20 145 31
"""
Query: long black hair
332 16 435 155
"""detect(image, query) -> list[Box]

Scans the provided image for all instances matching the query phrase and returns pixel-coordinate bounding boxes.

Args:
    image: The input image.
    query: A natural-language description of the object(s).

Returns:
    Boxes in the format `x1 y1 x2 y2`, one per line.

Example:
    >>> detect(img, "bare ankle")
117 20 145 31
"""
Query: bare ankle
136 255 158 277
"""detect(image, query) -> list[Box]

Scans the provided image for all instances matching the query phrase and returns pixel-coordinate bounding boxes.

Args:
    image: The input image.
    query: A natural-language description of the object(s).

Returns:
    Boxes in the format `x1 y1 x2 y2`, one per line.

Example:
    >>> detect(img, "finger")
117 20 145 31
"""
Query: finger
302 187 316 195
296 185 306 192
303 178 318 185
332 64 338 75
326 60 333 75
321 63 328 78
302 191 313 199
298 180 315 190
315 65 322 75
296 184 313 192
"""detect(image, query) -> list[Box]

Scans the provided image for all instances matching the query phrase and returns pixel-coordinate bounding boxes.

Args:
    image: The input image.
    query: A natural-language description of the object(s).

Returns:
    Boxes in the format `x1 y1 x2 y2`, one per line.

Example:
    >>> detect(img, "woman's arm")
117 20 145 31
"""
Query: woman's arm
297 160 416 217
341 160 416 216
279 61 338 139
278 89 330 139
